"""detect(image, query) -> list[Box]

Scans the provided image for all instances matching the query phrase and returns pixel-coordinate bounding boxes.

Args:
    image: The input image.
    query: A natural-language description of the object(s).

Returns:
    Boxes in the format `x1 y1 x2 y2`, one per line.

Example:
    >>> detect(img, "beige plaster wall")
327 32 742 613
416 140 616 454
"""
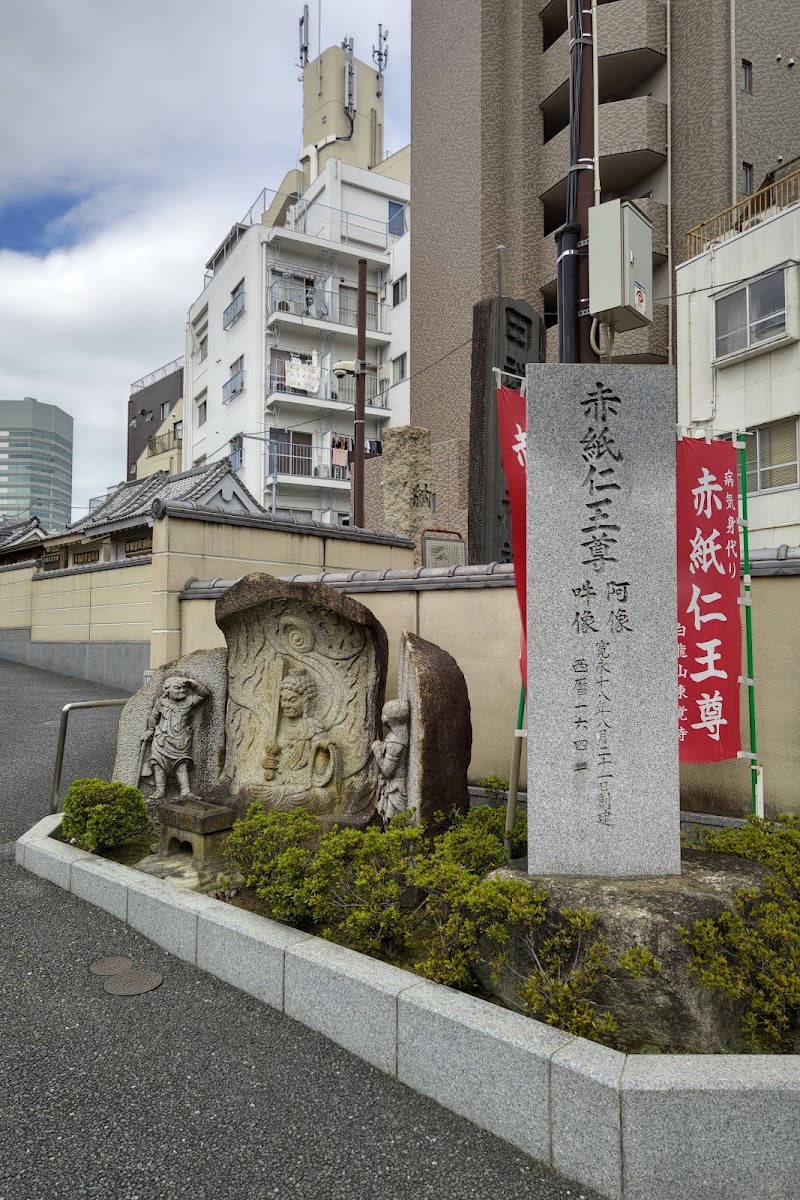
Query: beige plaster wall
150 515 414 668
0 565 36 629
30 563 152 644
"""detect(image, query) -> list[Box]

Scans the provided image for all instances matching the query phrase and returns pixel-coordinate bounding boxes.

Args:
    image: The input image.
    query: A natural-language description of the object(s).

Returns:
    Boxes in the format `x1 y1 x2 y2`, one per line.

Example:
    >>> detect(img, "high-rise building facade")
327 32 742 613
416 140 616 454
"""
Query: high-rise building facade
182 41 410 525
0 397 73 530
410 0 800 548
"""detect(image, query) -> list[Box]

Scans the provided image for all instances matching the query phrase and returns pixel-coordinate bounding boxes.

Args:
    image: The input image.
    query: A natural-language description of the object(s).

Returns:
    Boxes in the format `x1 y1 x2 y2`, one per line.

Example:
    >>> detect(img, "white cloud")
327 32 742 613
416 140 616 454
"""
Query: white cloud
0 0 410 521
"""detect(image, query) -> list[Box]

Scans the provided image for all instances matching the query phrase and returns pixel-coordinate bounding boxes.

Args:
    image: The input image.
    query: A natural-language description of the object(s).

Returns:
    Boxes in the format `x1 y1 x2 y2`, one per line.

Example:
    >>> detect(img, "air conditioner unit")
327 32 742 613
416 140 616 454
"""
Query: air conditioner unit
314 464 331 479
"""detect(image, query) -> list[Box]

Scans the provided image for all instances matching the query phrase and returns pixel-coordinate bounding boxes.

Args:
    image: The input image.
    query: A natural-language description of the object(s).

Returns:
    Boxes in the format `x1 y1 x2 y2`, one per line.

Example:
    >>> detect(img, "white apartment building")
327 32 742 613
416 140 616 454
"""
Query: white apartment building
677 168 800 548
183 41 410 525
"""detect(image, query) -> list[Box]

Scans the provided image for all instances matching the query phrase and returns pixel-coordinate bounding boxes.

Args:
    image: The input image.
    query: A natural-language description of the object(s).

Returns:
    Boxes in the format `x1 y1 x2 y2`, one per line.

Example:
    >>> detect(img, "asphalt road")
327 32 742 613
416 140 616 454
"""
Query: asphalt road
0 659 600 1200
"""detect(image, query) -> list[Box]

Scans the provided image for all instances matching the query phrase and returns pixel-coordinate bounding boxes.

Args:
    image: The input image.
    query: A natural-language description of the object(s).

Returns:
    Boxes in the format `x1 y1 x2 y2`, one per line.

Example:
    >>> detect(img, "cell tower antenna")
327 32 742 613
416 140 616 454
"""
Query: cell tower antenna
373 23 389 94
299 4 310 68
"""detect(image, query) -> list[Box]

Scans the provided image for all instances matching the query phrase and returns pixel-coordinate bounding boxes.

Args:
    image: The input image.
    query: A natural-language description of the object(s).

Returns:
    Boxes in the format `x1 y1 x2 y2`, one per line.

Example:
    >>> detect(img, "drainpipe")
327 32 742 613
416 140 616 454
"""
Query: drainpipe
667 0 674 365
731 0 738 204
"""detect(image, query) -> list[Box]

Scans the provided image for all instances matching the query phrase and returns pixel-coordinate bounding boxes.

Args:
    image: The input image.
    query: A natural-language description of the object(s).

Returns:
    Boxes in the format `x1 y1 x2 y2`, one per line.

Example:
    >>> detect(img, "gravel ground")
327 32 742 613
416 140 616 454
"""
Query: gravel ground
0 659 601 1200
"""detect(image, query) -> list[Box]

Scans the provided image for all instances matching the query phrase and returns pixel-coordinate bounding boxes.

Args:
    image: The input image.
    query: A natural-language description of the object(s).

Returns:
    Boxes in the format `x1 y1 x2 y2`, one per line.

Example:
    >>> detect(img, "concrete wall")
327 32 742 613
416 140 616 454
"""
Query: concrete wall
30 561 152 644
181 569 800 815
0 563 36 629
150 514 415 667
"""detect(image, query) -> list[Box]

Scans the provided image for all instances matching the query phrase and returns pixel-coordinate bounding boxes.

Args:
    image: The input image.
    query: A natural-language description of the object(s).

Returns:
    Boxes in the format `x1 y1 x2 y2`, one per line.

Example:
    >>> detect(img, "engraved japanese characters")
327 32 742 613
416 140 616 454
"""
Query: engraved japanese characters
526 364 681 878
215 574 389 826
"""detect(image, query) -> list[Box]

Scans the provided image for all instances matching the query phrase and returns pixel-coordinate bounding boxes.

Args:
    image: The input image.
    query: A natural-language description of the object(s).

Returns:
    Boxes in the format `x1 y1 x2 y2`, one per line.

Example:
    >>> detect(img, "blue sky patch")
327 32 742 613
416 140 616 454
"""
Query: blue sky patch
0 190 87 254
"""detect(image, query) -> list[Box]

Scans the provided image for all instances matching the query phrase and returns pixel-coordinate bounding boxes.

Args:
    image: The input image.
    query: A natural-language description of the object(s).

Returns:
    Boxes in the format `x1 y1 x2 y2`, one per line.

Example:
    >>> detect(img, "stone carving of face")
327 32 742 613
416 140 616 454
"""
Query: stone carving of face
164 678 188 701
280 685 304 719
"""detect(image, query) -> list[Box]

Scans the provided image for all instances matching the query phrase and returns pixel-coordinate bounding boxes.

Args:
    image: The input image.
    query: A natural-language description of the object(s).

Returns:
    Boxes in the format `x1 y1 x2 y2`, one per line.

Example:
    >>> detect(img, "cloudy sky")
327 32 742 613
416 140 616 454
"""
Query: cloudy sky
0 0 410 522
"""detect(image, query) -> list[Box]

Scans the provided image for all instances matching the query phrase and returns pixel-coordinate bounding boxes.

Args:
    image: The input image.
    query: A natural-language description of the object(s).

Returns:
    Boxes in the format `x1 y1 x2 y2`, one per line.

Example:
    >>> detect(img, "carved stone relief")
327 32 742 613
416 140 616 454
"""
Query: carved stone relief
215 574 388 825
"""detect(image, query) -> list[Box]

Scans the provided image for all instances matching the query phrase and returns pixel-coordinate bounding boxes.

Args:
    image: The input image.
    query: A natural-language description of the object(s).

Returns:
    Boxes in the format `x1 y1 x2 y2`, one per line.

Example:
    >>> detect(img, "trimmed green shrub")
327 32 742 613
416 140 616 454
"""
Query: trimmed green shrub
681 816 800 1052
224 804 319 923
62 777 149 852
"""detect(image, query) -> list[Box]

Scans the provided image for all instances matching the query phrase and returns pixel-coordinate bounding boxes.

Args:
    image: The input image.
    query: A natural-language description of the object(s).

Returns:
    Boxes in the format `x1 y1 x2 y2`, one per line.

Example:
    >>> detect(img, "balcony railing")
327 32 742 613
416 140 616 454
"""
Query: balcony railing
146 430 183 457
266 443 351 482
267 361 389 408
686 165 800 258
222 369 245 403
223 291 246 330
267 281 388 333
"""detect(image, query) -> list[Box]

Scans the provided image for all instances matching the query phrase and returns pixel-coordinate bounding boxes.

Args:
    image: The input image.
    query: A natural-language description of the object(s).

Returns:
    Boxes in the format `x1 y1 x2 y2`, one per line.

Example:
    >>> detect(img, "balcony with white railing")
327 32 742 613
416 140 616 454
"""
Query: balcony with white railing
265 442 351 486
223 291 246 330
266 360 390 412
266 281 389 335
222 368 245 404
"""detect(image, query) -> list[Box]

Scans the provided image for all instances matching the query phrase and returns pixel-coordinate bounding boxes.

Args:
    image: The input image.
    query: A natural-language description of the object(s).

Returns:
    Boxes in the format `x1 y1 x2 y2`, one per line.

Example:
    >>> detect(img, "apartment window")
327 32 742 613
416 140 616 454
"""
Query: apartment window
223 279 246 330
715 269 786 359
392 274 408 306
741 161 754 196
740 59 753 93
174 420 183 441
222 356 245 403
392 352 407 385
160 401 170 420
195 390 207 427
199 335 208 362
388 201 406 239
229 433 244 472
745 418 799 494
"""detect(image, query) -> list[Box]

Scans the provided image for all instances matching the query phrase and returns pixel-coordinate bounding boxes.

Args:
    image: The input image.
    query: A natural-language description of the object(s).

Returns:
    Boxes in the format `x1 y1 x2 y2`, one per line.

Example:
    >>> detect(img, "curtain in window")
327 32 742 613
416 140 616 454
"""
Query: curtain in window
715 290 747 357
759 417 797 489
749 273 785 344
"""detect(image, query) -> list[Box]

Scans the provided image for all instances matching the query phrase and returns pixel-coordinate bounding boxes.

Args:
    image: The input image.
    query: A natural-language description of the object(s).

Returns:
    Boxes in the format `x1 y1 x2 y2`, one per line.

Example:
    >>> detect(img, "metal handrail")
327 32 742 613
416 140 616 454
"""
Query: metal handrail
50 699 129 814
686 165 800 257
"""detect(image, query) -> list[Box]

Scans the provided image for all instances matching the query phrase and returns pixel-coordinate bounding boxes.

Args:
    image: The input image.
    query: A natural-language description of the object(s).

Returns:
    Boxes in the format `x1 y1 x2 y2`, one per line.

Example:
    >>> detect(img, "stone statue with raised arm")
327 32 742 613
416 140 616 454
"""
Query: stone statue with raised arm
139 675 211 801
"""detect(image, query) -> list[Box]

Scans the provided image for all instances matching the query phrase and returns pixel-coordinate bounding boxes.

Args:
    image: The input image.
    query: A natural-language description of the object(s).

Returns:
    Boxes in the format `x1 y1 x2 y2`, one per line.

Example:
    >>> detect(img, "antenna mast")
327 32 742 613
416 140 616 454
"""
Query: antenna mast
298 4 310 67
372 24 389 96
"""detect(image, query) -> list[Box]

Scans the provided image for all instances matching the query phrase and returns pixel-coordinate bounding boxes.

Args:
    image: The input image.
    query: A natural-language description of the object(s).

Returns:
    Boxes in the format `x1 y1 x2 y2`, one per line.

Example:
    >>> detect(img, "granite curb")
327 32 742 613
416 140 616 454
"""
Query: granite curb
16 815 800 1200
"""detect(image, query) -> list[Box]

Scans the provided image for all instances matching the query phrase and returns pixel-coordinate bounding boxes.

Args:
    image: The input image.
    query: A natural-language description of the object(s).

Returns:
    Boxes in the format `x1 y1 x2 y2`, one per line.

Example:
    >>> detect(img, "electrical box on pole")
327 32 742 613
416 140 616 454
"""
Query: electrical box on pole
589 199 653 332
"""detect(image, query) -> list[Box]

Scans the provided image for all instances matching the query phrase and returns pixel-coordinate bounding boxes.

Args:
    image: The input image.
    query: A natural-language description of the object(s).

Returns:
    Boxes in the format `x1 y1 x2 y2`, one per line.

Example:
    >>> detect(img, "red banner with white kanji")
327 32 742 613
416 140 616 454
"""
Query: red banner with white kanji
497 386 527 688
677 438 742 762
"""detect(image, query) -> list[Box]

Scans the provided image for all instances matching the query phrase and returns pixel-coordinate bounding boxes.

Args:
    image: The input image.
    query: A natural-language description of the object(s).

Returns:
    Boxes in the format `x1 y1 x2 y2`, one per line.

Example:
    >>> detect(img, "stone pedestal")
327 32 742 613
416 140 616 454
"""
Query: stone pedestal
526 364 680 877
158 800 235 868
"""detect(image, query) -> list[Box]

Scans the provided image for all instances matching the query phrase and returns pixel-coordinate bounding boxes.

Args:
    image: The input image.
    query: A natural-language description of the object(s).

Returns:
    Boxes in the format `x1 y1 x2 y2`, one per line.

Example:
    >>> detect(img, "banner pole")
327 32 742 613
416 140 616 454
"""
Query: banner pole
504 684 527 861
738 433 760 816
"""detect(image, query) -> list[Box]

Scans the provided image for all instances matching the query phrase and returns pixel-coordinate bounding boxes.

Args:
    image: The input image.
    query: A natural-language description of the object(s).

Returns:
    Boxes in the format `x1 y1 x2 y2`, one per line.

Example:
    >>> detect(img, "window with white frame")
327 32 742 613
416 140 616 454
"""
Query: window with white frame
160 401 170 420
195 390 207 427
744 418 799 494
715 270 786 359
392 352 407 384
392 274 408 306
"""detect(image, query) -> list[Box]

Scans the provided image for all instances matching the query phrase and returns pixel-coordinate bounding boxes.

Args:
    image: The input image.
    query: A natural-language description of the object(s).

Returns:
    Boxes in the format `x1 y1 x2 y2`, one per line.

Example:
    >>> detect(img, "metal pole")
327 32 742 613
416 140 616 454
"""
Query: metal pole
50 699 128 814
738 436 760 815
354 257 367 528
504 685 526 861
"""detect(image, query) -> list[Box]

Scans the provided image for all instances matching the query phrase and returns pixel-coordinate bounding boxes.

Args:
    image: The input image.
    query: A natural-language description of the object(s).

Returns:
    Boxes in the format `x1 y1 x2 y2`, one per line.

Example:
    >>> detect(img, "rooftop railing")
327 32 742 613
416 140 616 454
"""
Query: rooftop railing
686 165 800 258
130 356 184 394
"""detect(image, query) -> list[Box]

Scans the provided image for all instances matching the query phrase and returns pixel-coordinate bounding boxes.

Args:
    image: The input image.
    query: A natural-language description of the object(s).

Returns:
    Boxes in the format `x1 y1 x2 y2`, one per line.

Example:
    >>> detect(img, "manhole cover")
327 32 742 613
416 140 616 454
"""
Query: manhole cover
89 956 134 977
104 969 163 996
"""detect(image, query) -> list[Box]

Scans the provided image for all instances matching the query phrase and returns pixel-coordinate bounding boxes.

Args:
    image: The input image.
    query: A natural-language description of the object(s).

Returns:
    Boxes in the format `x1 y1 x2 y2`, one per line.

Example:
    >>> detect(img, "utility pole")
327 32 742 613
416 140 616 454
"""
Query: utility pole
557 0 597 364
353 257 367 527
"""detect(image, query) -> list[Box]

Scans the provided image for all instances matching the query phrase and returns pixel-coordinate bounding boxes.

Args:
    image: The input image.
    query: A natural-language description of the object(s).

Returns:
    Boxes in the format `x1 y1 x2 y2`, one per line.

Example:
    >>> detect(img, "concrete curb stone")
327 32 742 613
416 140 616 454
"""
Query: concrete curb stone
15 815 800 1200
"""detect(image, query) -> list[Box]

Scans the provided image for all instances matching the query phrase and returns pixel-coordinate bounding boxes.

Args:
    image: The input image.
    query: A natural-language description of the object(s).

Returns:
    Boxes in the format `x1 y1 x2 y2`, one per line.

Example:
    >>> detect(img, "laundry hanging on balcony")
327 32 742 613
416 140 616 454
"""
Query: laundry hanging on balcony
285 350 321 393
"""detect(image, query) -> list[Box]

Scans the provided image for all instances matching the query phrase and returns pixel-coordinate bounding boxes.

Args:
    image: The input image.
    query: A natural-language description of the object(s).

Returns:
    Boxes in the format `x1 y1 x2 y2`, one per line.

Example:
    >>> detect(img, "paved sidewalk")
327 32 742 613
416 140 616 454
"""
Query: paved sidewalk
0 660 600 1200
